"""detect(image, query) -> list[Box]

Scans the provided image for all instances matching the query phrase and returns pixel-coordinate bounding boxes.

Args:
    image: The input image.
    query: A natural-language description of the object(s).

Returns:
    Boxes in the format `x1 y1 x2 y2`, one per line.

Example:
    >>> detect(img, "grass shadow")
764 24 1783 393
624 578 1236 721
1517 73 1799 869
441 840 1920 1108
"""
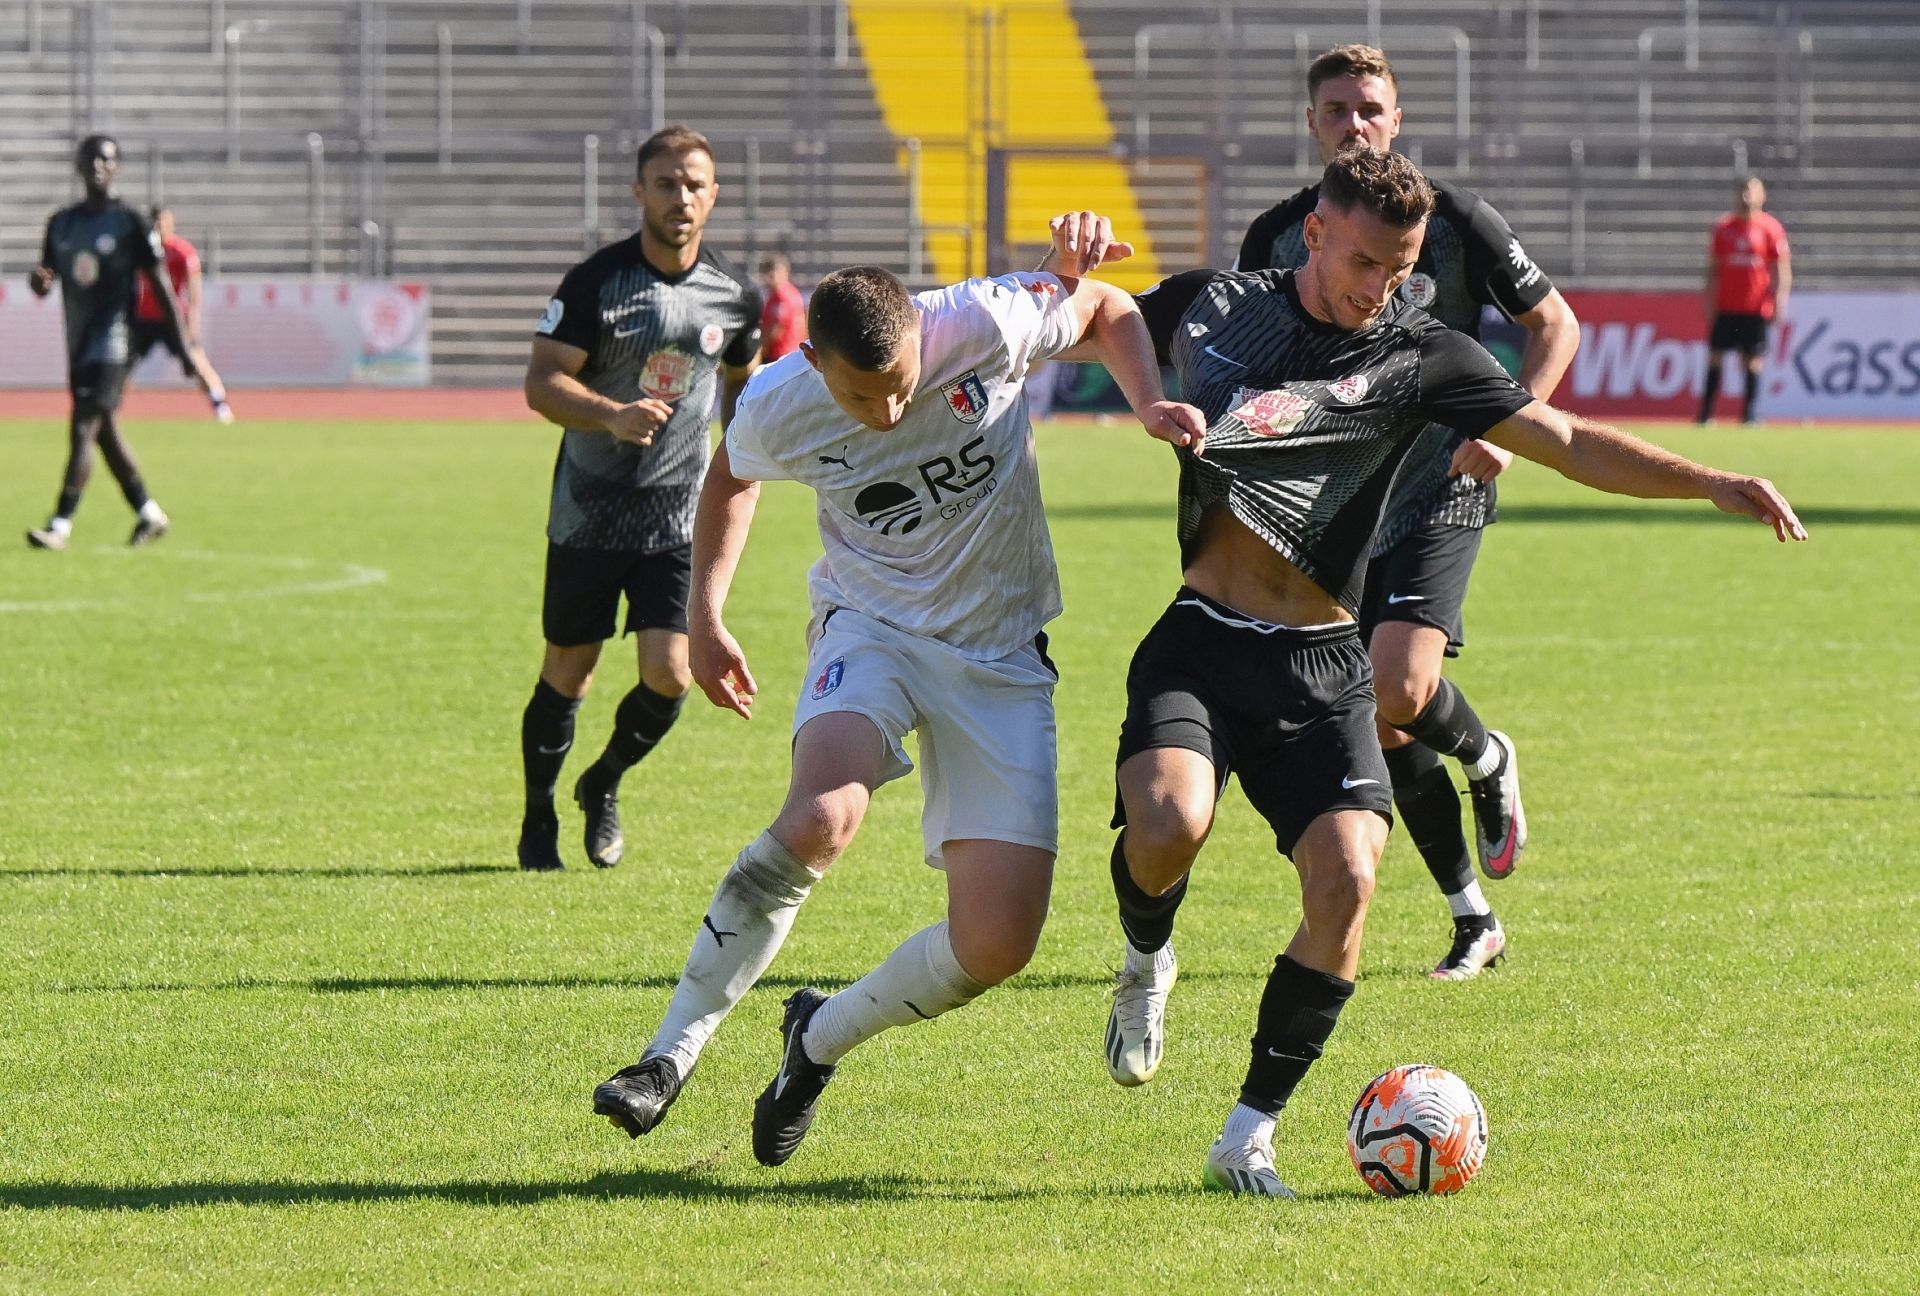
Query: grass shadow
0 864 513 880
1499 503 1920 527
44 970 1249 995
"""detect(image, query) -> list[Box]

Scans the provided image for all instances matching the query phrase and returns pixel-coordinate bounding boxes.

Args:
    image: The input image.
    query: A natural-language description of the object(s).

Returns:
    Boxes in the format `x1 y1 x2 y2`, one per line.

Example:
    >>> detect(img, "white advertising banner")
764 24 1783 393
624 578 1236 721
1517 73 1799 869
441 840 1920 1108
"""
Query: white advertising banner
0 277 431 387
1560 290 1920 420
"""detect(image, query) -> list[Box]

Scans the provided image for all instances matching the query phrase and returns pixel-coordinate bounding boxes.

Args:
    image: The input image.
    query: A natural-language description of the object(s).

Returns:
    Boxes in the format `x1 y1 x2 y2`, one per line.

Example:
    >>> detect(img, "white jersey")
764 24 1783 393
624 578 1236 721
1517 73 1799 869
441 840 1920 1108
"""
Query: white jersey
725 273 1080 659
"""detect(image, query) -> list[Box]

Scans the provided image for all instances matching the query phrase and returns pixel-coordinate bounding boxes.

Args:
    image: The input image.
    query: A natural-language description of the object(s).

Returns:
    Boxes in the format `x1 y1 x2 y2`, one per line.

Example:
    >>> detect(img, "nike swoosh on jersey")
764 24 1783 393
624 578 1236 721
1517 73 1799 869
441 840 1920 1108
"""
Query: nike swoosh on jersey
1341 776 1381 789
1202 344 1248 368
613 324 647 339
1385 593 1427 604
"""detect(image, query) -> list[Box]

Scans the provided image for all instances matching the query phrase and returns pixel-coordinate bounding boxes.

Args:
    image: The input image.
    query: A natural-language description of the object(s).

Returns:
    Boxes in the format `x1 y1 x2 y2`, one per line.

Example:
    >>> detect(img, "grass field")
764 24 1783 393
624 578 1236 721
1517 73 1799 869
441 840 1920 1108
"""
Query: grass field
2 415 1916 1294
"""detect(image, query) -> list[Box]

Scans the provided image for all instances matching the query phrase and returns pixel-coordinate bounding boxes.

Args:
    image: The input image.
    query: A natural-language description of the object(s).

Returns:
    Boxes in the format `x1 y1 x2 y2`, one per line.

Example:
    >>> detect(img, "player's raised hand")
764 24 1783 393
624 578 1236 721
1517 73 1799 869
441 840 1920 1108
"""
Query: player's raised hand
607 398 673 446
1448 437 1513 482
691 621 758 718
1048 211 1135 279
1706 473 1808 542
1141 400 1208 455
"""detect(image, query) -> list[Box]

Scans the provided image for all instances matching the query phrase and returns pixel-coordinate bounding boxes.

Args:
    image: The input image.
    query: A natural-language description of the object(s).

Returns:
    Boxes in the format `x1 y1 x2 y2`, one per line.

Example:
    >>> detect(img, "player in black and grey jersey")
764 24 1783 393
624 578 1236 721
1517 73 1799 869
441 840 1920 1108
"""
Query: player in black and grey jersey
25 135 210 552
1238 45 1582 979
1057 147 1803 1197
517 125 762 872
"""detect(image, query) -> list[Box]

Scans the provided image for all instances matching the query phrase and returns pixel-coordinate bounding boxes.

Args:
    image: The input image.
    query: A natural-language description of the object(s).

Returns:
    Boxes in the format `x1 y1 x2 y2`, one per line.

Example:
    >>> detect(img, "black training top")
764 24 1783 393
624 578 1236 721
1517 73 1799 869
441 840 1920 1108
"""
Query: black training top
1237 178 1555 551
40 199 164 368
534 235 763 552
1137 267 1534 613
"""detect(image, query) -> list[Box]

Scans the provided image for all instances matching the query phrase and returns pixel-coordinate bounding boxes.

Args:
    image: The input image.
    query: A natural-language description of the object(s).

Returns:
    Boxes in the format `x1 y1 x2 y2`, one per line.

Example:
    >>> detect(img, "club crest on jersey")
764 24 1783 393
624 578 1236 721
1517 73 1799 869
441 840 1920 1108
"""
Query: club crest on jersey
810 659 846 700
1326 374 1370 405
941 371 990 424
639 347 695 401
1401 272 1437 308
95 233 117 255
699 323 725 355
1229 388 1311 438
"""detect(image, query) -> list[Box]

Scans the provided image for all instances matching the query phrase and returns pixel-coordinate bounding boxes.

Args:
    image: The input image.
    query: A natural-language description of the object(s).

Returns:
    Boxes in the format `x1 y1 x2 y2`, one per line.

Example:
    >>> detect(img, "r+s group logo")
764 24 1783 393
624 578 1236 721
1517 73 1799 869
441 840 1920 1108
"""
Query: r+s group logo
851 436 999 536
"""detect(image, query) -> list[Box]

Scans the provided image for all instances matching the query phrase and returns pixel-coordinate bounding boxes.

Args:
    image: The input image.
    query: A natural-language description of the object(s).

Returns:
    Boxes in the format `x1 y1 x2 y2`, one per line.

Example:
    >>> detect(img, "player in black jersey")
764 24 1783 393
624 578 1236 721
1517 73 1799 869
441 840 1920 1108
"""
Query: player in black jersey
1057 147 1803 1196
517 125 762 872
25 135 210 552
1238 45 1583 979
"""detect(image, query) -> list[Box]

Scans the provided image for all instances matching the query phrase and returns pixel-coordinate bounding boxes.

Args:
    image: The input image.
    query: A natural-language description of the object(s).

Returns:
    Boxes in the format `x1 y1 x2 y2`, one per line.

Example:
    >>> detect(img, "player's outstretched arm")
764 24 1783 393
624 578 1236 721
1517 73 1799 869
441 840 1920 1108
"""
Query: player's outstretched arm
1483 401 1808 542
30 220 55 297
688 441 762 718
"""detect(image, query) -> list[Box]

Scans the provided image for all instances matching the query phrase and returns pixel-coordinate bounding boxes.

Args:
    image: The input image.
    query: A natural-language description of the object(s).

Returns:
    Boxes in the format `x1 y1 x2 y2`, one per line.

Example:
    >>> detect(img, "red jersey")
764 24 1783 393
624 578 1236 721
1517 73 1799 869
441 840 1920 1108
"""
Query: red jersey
1709 212 1788 317
758 279 806 360
133 235 199 322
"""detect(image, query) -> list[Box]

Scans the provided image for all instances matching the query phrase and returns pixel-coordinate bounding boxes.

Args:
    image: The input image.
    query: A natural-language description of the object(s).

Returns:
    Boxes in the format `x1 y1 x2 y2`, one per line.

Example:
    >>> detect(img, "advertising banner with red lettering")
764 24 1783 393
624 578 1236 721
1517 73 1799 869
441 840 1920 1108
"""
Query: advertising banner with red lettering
1561 290 1920 420
0 277 431 387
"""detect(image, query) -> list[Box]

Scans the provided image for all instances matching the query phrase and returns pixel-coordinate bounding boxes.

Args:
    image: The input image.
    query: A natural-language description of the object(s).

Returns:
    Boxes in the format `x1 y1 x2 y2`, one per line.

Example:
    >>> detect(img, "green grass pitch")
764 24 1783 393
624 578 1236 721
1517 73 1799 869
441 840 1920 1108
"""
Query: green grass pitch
1 415 1915 1293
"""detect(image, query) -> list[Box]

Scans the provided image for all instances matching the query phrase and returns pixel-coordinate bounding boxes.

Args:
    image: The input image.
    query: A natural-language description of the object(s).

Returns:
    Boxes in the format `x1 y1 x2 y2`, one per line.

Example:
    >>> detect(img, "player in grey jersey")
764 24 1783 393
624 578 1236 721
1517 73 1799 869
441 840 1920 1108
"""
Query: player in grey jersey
1238 44 1583 978
1057 147 1803 1197
26 135 210 552
517 125 762 872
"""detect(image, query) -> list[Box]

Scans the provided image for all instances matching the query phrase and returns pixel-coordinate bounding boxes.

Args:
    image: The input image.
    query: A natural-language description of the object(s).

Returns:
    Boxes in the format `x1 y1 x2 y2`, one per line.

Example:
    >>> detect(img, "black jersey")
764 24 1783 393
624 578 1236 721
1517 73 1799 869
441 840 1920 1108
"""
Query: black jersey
1237 178 1555 552
39 199 165 368
1138 268 1533 614
535 236 762 552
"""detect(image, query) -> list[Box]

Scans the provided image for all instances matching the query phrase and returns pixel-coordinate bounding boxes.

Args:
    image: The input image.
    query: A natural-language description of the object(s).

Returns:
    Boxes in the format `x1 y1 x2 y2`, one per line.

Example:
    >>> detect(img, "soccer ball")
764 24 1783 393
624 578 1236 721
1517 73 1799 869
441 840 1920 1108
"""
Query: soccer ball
1346 1064 1489 1197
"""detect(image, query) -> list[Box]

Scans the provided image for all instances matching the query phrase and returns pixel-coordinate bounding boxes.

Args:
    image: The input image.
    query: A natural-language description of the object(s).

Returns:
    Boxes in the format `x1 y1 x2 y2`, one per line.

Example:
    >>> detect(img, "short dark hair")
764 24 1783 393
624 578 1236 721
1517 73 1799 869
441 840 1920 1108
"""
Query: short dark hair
806 266 918 371
149 204 170 221
1320 146 1434 229
635 124 713 179
75 133 118 166
757 252 790 274
1307 44 1397 101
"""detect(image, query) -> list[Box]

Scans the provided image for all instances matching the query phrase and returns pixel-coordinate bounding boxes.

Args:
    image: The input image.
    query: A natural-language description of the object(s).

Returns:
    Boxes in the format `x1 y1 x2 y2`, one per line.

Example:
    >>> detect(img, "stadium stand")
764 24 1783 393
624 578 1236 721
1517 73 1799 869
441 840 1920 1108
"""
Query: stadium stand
3 0 1917 383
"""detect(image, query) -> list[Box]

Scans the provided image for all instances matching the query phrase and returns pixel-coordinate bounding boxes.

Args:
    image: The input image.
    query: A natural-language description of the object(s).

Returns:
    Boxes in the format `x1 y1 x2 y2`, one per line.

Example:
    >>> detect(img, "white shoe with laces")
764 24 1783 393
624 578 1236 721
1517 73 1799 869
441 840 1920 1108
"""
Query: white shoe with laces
1105 946 1176 1086
1203 1132 1296 1198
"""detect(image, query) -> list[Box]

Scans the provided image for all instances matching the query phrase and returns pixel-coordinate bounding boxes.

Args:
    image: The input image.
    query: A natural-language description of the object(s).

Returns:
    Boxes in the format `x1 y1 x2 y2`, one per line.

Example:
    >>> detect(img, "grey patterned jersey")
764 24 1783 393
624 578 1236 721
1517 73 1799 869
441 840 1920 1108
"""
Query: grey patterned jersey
1138 269 1533 613
1237 178 1555 552
39 199 165 367
535 235 762 551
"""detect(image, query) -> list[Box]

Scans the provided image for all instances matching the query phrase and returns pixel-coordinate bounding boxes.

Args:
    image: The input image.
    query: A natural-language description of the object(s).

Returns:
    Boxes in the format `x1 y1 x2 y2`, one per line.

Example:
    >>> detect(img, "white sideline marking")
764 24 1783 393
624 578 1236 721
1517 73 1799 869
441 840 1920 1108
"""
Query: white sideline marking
0 546 388 613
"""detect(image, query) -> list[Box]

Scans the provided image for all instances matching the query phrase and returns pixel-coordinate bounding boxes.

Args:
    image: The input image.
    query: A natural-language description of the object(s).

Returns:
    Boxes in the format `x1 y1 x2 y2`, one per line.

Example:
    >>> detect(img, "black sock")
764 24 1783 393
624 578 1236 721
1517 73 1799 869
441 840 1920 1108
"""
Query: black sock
1239 954 1355 1117
1400 678 1490 764
521 679 582 816
55 488 80 519
1110 833 1187 954
1741 367 1760 421
594 681 685 779
1699 361 1722 421
1383 742 1475 896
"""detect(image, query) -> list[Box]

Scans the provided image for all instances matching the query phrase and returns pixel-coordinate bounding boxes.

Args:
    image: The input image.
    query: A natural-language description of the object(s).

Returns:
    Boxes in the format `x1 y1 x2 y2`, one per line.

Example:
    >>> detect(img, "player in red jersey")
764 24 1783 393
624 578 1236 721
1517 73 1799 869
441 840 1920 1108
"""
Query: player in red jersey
1698 177 1790 426
755 252 807 361
130 206 234 423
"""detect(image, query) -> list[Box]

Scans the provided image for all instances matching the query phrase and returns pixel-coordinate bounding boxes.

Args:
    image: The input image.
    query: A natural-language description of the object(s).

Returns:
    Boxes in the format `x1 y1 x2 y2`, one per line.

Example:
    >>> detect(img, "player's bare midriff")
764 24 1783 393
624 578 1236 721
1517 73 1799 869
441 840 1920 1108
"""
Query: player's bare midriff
1182 504 1352 628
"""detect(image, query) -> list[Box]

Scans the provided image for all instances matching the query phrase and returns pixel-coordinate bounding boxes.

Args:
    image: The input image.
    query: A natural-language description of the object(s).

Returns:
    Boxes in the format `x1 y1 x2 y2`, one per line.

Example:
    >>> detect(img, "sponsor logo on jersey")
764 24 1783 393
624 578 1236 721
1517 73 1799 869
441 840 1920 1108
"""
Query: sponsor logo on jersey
810 659 845 700
639 347 696 401
699 323 725 355
854 481 922 535
941 371 990 424
1507 239 1543 289
1402 273 1437 308
1327 374 1370 405
72 251 99 288
537 298 564 334
1229 388 1311 438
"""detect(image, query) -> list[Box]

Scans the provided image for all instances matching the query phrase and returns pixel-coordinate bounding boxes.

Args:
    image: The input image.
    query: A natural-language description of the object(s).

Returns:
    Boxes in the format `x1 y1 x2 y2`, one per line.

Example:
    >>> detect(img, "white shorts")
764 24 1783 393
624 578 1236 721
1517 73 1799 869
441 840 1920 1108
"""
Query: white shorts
792 608 1059 867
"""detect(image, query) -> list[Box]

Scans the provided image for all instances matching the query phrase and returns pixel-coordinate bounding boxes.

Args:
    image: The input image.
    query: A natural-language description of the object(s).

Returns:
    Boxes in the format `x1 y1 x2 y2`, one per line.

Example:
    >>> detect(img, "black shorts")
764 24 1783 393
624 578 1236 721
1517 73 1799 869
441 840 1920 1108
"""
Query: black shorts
1357 521 1483 658
130 319 191 370
69 361 130 412
1709 313 1769 357
1113 588 1393 857
541 541 692 647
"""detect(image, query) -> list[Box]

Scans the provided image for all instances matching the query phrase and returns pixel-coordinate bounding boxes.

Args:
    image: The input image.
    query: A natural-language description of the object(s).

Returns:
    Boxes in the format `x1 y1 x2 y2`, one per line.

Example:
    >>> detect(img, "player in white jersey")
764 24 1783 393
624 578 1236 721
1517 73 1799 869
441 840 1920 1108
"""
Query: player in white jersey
592 213 1207 1164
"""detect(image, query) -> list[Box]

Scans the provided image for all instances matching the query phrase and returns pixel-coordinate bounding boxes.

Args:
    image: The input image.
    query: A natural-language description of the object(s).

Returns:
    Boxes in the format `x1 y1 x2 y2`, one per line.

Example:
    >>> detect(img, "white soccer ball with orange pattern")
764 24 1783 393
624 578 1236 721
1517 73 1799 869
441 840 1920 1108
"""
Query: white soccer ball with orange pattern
1346 1063 1489 1196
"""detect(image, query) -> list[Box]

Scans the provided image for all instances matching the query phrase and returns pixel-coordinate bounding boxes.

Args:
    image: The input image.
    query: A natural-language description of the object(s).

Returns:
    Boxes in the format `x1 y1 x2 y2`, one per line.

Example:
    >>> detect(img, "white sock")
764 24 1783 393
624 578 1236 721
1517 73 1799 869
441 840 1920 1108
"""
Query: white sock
1463 738 1504 780
209 387 228 405
801 920 989 1065
1446 879 1493 919
1220 1101 1277 1148
47 516 73 537
644 831 818 1075
1123 941 1176 977
138 500 166 523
